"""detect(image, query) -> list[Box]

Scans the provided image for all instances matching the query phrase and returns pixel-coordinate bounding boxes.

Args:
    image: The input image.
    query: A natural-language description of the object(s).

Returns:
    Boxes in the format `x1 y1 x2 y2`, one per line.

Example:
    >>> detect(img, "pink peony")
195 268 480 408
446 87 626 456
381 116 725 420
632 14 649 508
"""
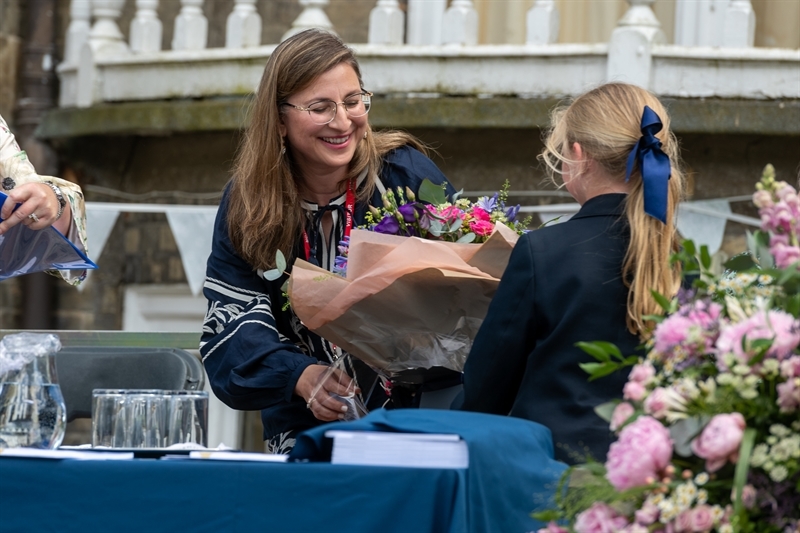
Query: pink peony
730 484 757 510
469 219 494 237
716 310 800 369
690 412 746 472
574 503 629 533
537 523 569 533
623 381 646 402
781 356 800 378
777 379 800 412
610 402 635 432
628 362 655 384
690 505 715 532
652 301 721 361
606 416 673 491
634 502 659 525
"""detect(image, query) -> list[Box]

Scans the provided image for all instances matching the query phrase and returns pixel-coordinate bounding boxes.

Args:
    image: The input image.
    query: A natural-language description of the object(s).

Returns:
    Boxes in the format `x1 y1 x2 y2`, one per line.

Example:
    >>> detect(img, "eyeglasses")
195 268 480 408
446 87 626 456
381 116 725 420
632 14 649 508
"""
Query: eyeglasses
282 91 373 125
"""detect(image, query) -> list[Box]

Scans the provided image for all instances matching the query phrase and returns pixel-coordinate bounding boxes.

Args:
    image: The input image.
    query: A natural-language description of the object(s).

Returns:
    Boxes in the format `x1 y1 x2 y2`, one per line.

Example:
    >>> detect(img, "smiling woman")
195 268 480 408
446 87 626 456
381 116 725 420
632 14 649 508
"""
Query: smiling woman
200 29 456 454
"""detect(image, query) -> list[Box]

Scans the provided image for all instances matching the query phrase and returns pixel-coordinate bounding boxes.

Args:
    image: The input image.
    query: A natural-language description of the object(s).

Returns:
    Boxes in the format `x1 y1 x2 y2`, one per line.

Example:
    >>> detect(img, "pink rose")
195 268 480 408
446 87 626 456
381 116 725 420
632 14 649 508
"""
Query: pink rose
690 505 715 532
470 206 491 222
574 503 629 533
674 511 693 532
691 412 746 472
730 485 756 510
610 402 635 432
469 219 494 237
628 362 655 384
606 416 673 491
537 523 569 533
623 381 646 402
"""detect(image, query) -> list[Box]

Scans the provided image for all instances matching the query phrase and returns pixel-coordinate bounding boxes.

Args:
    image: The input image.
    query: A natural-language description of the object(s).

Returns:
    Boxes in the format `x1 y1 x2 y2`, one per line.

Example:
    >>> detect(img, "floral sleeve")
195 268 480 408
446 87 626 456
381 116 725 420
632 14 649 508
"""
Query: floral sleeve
1 114 89 285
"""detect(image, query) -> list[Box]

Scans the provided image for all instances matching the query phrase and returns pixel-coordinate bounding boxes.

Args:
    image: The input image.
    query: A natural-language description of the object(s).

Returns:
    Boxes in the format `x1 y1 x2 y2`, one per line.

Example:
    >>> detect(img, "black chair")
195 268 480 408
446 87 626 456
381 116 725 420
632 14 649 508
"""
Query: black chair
56 347 205 422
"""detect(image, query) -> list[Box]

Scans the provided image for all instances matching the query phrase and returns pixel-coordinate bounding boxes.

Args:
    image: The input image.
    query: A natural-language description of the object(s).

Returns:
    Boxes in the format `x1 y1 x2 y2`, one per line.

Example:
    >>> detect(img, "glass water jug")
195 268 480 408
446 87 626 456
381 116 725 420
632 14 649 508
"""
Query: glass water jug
0 334 67 449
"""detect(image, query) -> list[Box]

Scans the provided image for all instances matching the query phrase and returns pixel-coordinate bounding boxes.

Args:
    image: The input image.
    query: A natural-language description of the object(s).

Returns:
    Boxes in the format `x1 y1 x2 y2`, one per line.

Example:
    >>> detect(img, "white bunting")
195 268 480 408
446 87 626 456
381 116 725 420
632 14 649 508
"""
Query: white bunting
166 209 217 296
676 199 732 256
79 206 120 290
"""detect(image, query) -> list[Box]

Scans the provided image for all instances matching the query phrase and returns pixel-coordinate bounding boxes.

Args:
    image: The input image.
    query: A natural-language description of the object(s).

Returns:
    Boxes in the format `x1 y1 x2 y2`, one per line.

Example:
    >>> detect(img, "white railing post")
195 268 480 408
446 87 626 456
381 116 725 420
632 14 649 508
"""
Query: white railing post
526 0 559 45
130 0 162 53
65 0 92 65
673 0 697 45
226 0 262 49
696 0 727 46
173 0 208 51
442 0 478 46
607 0 666 89
368 0 405 45
407 0 446 45
282 0 335 41
723 0 755 48
77 0 129 108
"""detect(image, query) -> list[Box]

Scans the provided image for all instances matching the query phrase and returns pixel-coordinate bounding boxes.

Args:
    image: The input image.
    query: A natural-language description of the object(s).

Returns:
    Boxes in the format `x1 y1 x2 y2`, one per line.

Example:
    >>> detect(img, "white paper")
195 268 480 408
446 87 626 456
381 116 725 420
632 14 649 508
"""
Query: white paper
189 451 289 462
0 448 133 460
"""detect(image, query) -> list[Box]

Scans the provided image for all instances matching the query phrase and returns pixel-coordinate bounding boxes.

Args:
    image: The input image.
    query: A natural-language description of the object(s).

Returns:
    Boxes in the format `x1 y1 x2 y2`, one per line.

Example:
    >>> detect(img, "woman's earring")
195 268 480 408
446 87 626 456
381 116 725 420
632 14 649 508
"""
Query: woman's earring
281 138 286 155
363 131 368 139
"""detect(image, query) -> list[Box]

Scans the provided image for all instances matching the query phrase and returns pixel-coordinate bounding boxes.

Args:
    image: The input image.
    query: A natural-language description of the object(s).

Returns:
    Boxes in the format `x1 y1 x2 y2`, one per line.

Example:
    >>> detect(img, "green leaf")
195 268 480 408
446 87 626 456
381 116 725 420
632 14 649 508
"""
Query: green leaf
275 249 287 273
594 401 618 423
575 341 612 362
281 280 289 293
682 239 697 256
451 188 464 202
429 220 443 237
700 245 712 270
418 178 447 205
732 428 757 518
456 232 476 244
580 362 620 381
591 341 623 360
650 290 673 312
263 268 282 281
724 253 757 272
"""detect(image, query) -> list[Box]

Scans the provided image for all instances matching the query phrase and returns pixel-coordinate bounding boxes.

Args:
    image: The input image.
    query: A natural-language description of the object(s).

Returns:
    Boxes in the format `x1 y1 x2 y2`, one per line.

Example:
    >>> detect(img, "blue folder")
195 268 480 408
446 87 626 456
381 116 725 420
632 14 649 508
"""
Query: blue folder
0 190 97 280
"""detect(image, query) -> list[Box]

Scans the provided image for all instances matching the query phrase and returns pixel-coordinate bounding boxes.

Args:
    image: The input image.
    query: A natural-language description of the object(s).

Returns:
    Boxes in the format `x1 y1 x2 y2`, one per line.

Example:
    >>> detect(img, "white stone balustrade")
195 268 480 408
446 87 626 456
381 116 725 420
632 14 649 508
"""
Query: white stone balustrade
172 0 208 51
130 0 162 53
282 0 335 42
368 0 404 46
226 0 262 49
55 0 798 110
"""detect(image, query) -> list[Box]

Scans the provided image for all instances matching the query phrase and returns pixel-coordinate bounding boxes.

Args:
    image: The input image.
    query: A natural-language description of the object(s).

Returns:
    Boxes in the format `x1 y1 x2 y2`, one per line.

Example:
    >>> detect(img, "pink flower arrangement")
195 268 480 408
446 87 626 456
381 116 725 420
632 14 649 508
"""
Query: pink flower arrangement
535 167 800 533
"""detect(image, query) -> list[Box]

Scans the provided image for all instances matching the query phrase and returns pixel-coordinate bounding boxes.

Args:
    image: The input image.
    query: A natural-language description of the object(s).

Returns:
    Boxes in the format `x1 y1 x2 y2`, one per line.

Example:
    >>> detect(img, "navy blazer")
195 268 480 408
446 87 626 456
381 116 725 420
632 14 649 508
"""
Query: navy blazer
461 193 642 464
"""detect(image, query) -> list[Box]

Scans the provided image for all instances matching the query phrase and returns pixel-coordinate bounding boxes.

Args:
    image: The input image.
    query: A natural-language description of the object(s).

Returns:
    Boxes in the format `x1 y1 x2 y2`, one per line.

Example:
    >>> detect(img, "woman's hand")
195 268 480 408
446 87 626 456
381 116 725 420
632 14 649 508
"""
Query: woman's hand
0 182 63 235
295 364 361 422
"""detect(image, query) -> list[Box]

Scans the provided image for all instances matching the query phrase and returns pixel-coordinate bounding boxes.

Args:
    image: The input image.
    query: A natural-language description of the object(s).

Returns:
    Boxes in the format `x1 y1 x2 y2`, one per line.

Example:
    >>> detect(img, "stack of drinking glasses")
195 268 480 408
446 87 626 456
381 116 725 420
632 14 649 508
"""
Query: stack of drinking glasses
92 389 209 449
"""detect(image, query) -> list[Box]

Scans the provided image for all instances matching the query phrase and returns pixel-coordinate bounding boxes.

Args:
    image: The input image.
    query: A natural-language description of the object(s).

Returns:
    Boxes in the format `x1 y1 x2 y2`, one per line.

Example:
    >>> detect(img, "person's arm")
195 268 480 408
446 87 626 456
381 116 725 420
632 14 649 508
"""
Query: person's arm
461 236 537 414
380 145 458 199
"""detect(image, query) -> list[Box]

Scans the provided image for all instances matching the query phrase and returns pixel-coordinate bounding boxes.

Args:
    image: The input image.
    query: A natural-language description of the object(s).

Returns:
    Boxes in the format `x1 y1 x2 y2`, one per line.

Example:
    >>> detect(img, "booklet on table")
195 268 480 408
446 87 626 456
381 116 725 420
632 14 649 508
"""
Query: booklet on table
0 190 97 280
325 430 469 469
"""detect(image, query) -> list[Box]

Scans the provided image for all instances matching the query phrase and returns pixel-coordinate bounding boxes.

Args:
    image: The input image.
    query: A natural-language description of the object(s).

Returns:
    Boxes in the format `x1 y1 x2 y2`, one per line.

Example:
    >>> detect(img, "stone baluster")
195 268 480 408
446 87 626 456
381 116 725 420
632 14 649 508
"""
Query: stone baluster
130 0 162 53
673 0 698 45
368 0 405 45
77 0 129 108
226 0 262 48
442 0 478 46
65 0 92 65
173 0 208 51
607 0 666 89
407 0 446 46
696 0 727 46
526 0 559 45
723 0 755 47
282 0 335 41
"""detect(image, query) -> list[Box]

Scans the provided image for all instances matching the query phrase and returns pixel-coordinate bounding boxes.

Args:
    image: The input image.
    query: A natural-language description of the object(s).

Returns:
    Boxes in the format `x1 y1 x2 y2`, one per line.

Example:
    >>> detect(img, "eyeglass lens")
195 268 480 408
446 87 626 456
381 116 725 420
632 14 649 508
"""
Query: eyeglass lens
306 93 371 124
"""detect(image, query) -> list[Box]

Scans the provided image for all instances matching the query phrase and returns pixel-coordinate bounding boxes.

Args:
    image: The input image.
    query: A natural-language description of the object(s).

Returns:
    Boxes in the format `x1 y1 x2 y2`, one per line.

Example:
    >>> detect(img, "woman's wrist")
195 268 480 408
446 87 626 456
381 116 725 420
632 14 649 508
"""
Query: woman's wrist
43 181 66 220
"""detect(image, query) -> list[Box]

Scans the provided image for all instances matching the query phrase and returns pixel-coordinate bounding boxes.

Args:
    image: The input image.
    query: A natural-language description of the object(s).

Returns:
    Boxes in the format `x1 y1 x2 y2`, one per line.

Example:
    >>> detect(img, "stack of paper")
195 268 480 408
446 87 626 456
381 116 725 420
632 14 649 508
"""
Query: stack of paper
325 430 468 469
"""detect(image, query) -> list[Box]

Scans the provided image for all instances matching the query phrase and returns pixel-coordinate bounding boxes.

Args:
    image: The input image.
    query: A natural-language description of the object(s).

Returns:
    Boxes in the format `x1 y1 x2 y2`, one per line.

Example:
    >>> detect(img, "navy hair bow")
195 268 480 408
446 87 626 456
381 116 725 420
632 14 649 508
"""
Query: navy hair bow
625 105 672 224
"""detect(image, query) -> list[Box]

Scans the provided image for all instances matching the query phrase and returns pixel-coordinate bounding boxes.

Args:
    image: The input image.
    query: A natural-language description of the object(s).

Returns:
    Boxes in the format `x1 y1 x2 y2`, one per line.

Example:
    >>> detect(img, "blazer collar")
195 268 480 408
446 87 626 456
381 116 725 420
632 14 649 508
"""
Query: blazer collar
571 193 627 220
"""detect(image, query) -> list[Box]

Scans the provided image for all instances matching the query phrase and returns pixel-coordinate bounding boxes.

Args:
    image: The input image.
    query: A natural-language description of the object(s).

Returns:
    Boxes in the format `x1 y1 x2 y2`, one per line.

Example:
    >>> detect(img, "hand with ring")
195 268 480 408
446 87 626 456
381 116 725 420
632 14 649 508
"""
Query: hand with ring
295 364 360 422
0 182 62 235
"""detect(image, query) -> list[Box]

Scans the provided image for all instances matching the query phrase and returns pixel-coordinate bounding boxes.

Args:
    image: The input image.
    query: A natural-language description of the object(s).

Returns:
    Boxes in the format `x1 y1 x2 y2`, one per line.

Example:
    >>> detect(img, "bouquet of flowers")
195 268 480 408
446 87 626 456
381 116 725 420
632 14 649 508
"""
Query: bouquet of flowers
536 165 800 533
288 180 529 377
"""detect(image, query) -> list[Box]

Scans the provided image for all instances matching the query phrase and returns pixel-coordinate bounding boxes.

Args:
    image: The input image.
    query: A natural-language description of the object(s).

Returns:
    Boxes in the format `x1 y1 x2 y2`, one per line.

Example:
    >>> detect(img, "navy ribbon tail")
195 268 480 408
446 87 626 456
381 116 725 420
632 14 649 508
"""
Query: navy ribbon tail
624 105 672 224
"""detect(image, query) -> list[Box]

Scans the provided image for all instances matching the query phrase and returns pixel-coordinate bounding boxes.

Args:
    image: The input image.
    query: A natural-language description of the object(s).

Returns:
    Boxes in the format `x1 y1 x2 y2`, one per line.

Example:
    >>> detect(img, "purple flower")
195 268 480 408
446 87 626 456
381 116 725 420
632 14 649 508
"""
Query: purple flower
398 203 420 223
476 194 497 212
333 255 348 276
505 204 520 222
373 214 400 235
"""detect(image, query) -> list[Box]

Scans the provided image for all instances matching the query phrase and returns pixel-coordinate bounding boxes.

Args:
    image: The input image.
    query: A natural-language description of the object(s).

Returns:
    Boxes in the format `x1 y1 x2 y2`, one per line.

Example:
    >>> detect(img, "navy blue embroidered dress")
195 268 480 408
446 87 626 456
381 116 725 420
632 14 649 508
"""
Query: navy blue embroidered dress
201 146 454 451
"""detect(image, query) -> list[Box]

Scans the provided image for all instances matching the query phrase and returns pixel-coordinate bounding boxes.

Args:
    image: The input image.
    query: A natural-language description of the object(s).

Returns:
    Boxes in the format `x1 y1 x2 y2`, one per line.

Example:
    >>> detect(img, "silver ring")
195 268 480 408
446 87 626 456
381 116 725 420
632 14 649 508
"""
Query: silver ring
28 213 39 223
306 397 315 410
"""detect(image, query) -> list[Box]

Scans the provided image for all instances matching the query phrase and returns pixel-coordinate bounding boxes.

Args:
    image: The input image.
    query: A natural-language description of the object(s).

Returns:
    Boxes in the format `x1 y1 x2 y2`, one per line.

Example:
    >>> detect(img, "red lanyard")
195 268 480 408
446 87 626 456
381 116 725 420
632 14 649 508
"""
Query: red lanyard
303 180 356 262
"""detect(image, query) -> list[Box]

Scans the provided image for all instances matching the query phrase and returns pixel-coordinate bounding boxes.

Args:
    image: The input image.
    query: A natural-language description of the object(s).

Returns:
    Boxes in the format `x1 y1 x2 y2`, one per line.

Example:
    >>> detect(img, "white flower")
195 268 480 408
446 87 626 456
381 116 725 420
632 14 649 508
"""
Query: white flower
750 443 769 467
718 524 733 533
770 465 788 482
770 424 791 437
694 472 710 486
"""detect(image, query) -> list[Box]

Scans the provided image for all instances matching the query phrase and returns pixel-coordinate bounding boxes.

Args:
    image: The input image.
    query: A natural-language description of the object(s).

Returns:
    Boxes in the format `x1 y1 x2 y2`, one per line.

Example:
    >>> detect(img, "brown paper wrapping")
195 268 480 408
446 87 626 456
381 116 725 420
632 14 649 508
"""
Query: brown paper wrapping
288 223 520 375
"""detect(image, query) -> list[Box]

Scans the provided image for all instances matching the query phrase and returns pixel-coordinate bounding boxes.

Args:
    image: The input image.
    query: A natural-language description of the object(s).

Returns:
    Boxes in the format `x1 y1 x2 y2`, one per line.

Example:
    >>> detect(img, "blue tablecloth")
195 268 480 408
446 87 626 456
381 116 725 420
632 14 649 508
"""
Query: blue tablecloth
0 410 565 533
0 457 467 533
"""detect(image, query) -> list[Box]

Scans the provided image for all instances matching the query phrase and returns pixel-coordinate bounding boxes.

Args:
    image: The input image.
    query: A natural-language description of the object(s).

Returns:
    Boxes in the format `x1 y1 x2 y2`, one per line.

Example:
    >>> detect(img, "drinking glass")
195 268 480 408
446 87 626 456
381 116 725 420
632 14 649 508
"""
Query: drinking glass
91 389 128 448
166 391 208 448
124 390 166 448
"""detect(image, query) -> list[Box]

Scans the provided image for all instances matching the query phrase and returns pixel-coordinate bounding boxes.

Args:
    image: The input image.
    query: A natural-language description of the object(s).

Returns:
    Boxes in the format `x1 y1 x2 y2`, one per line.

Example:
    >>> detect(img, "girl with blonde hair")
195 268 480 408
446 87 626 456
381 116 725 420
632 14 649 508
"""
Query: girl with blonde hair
201 29 454 453
461 82 684 464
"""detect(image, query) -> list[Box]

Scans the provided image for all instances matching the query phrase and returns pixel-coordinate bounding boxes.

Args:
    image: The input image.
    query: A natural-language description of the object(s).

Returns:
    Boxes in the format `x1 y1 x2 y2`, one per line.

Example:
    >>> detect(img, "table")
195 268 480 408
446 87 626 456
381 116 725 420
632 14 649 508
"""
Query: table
0 457 467 533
